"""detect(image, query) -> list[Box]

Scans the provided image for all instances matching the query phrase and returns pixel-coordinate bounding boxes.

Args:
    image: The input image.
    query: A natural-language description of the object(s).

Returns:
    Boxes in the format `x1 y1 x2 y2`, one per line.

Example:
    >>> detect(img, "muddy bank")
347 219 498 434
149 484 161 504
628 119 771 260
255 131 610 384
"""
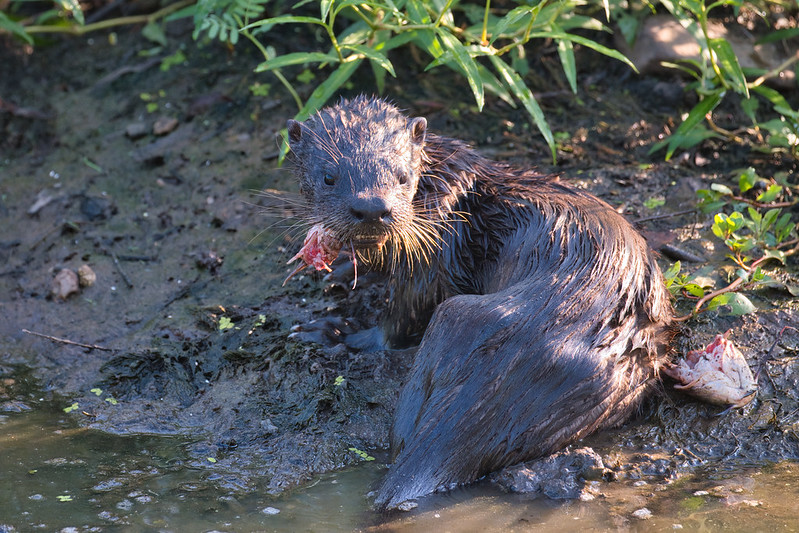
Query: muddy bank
2 20 798 507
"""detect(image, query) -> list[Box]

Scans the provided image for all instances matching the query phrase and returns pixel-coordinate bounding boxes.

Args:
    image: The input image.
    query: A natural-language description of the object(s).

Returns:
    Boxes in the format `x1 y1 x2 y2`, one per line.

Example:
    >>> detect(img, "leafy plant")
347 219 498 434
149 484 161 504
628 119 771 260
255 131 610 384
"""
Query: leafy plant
183 0 636 162
668 167 798 319
1 0 194 40
651 0 799 160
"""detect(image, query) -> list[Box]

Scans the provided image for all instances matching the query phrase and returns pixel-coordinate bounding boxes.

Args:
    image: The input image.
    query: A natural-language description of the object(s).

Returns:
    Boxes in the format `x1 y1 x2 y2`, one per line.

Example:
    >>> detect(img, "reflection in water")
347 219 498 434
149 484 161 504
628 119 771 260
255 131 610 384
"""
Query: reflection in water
1 372 798 532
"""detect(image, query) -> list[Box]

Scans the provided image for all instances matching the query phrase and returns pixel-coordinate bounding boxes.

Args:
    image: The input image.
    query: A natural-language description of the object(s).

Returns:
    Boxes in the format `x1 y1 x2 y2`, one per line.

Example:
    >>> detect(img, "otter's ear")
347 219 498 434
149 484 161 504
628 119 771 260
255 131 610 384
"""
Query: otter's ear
409 117 426 146
287 119 304 145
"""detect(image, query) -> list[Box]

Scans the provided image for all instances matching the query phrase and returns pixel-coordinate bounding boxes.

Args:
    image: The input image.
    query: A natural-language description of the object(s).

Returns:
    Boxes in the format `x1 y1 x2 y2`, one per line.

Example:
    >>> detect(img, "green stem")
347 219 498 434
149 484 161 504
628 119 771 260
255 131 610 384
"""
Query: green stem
433 0 455 28
25 0 195 35
480 0 491 44
239 26 302 111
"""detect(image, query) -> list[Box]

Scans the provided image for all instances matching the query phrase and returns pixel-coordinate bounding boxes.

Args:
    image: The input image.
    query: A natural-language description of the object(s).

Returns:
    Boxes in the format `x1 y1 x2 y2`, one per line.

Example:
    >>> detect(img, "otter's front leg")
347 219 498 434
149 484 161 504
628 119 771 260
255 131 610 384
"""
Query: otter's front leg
289 317 388 352
289 269 441 352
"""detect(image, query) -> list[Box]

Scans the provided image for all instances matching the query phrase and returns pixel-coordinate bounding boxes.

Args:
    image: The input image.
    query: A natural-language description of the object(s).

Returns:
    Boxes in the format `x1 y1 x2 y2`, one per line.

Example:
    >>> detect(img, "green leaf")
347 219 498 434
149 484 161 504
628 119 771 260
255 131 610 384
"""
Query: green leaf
663 261 681 281
370 60 387 94
710 183 733 196
406 0 433 24
0 12 33 45
254 52 337 72
553 23 577 94
755 27 799 45
56 0 84 25
683 283 705 298
751 85 791 110
341 44 395 77
738 167 758 193
476 64 514 107
762 208 780 230
708 38 748 97
740 96 758 125
320 0 333 21
527 31 637 73
436 29 484 110
488 54 555 163
665 92 722 160
489 5 541 45
727 293 757 315
763 248 786 265
242 15 327 32
707 292 756 315
756 184 782 203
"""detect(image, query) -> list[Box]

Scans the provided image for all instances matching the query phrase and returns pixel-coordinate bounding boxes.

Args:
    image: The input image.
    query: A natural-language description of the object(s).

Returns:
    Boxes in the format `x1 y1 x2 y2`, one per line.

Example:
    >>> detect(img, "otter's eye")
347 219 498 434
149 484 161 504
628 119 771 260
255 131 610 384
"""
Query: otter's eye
398 173 408 186
324 174 336 186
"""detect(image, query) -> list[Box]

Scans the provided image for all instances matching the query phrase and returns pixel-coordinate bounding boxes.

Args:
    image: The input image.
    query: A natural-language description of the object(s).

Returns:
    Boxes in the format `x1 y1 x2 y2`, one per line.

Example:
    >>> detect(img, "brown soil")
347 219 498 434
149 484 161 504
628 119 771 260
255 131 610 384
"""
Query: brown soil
1 15 798 504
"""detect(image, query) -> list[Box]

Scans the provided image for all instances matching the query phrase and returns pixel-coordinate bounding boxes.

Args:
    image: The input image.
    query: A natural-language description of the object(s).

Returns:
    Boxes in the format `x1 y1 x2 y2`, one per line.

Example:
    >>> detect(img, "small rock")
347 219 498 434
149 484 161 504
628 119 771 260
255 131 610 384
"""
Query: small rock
78 264 96 287
397 500 418 512
125 123 148 139
262 506 280 515
52 269 80 300
632 508 653 520
80 195 115 221
115 499 133 511
693 490 709 496
261 419 278 434
153 116 179 136
633 480 648 487
0 401 31 412
28 189 56 215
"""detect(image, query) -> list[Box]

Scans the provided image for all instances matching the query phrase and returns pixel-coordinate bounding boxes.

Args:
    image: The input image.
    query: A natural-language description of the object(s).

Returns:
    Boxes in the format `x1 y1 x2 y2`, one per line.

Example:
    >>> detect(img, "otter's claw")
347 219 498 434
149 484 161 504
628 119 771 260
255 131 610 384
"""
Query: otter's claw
289 317 358 347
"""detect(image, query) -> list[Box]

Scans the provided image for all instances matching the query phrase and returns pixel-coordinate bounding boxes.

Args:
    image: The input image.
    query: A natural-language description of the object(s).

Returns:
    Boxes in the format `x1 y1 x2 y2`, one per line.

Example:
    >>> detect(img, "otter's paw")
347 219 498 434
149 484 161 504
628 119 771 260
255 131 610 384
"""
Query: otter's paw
289 319 385 352
289 317 357 346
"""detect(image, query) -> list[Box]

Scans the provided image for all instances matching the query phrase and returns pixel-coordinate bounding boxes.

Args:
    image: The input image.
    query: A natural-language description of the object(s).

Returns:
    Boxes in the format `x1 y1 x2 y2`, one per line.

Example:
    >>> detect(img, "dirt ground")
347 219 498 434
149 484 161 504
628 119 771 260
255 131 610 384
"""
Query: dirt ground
1 14 798 506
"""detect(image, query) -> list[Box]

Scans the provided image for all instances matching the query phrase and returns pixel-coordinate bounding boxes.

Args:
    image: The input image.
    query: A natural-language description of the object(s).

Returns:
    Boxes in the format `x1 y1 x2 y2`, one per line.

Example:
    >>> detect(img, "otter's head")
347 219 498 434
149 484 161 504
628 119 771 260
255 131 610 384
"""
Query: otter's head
287 96 435 266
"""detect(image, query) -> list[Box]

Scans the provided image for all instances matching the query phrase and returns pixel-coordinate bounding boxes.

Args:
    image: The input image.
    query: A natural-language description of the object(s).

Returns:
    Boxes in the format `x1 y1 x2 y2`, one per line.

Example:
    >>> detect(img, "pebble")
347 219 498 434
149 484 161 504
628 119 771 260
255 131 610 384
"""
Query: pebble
78 264 96 287
262 506 280 515
153 116 179 136
52 269 79 300
632 508 652 520
125 123 148 139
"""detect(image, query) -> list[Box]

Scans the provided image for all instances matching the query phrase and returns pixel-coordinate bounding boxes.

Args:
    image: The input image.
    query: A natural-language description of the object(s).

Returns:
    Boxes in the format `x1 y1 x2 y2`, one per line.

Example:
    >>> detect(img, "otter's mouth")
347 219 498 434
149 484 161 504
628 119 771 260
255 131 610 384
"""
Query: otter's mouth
350 233 389 249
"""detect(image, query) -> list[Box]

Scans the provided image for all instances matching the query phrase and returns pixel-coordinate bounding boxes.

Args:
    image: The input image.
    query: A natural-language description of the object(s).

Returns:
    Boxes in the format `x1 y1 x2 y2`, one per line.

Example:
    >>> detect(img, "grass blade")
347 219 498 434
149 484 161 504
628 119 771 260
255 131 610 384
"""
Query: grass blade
709 37 748 97
342 44 396 76
436 29 484 110
665 92 722 160
552 23 577 93
489 54 555 162
254 51 337 72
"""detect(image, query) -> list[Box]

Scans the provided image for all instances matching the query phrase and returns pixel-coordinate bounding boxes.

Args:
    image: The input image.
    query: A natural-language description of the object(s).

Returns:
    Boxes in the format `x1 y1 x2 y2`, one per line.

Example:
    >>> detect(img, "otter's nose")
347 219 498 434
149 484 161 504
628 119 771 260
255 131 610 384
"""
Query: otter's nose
350 197 391 223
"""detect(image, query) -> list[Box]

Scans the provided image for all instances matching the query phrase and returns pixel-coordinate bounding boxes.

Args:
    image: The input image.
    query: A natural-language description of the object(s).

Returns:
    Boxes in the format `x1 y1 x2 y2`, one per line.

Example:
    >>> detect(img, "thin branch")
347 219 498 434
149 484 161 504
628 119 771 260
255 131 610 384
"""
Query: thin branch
22 329 115 352
25 0 195 35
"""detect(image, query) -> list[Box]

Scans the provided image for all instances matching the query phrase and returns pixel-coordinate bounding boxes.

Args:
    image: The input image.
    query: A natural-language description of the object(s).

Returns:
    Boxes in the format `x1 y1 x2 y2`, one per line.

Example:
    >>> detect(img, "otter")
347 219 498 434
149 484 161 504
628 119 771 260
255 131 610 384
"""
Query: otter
284 96 674 509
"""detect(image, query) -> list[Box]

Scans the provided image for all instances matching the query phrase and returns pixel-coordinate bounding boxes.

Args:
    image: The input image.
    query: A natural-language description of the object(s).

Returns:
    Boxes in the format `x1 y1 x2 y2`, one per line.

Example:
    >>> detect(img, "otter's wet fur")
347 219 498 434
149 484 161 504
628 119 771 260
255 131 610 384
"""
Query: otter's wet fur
286 96 674 509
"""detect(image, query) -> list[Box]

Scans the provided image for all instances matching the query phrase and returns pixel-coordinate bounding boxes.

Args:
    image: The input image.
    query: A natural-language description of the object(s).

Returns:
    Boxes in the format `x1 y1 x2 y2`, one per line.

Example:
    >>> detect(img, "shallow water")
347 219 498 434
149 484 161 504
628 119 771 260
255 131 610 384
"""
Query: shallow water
2 369 799 532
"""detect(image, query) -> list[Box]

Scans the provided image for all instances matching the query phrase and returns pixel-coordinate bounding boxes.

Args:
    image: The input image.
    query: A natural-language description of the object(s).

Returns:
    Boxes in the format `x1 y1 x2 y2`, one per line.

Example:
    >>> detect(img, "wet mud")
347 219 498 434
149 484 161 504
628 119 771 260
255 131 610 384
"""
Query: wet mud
1 18 798 512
